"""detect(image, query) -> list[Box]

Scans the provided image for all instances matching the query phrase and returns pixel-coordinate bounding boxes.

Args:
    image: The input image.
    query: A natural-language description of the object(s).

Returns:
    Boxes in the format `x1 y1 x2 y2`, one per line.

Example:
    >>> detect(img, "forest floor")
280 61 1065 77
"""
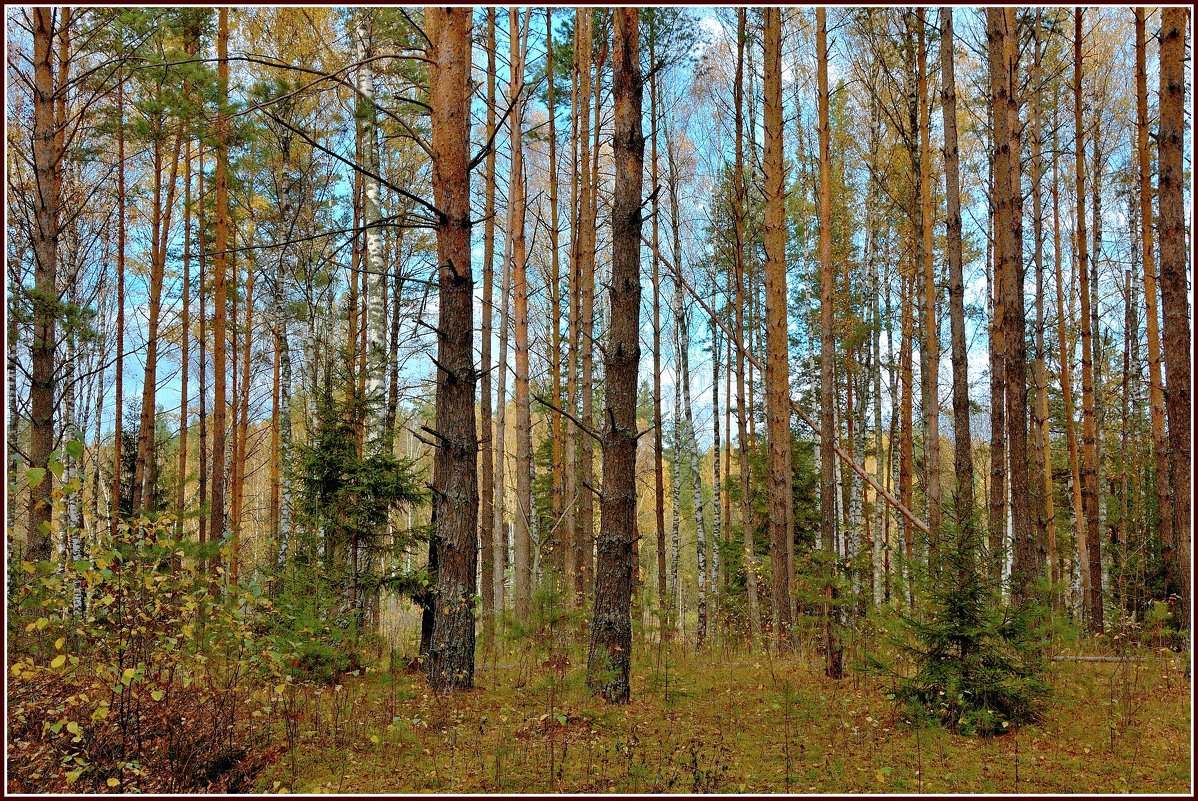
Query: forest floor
255 634 1191 794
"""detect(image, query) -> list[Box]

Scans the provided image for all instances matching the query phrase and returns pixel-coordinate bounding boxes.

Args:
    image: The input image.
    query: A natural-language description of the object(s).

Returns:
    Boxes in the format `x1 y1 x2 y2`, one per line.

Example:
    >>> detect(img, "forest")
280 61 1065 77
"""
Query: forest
4 5 1193 794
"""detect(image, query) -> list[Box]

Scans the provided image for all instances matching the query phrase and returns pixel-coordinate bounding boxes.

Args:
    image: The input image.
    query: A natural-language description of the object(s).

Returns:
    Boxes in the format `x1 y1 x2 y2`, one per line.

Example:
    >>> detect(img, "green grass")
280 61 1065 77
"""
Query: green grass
255 640 1190 794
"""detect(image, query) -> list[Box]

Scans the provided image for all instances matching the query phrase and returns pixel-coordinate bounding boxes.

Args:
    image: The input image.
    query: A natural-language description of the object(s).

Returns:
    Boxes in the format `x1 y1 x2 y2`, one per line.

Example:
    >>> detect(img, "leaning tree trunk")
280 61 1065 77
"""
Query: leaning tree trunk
587 7 642 704
425 5 478 692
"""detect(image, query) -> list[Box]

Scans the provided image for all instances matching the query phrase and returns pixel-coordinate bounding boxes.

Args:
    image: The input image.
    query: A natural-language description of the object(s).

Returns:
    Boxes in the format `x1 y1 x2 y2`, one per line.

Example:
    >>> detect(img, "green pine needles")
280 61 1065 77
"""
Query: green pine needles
869 499 1051 736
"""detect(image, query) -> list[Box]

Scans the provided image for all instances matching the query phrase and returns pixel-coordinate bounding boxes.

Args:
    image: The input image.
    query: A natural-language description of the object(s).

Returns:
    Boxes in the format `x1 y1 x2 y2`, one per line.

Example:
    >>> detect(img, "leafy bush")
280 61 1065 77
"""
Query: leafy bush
7 514 283 792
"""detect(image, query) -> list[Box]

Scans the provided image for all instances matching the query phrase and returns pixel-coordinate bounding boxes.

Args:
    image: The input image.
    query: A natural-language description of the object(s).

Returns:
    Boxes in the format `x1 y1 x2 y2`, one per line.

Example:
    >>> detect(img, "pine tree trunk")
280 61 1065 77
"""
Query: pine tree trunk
763 7 792 646
1135 8 1175 612
1074 10 1104 632
940 8 975 538
111 76 126 542
210 7 231 567
508 8 533 622
916 9 942 567
575 10 599 604
1157 6 1191 630
479 7 497 645
989 8 1033 606
587 7 642 703
178 136 192 541
733 8 761 646
817 8 843 677
425 6 478 691
648 25 668 627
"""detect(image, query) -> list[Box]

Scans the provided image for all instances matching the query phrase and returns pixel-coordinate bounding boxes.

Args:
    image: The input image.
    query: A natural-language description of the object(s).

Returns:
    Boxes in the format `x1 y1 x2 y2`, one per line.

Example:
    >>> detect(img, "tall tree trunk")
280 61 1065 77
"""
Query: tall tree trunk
916 8 942 567
988 8 1032 605
733 8 761 645
27 7 62 560
425 5 478 691
817 8 843 677
354 9 386 437
508 8 533 622
1029 12 1055 598
178 137 192 539
132 119 184 514
575 9 599 604
940 8 975 538
1052 88 1084 618
1157 6 1191 631
1074 10 1103 632
1135 8 1175 612
763 7 792 646
648 22 668 626
197 149 208 557
587 7 642 703
111 76 126 541
546 9 565 580
564 8 584 606
210 7 231 569
479 6 497 645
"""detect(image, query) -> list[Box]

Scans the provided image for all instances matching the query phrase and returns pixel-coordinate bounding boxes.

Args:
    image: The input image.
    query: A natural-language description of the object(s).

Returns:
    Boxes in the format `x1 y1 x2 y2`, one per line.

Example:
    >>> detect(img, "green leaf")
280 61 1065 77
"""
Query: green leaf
26 467 46 489
65 439 84 460
151 690 165 702
48 459 65 479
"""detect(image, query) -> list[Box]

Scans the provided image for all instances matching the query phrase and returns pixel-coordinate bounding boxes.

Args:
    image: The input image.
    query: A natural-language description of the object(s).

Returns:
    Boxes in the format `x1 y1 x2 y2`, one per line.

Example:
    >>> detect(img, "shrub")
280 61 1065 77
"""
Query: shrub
867 504 1050 736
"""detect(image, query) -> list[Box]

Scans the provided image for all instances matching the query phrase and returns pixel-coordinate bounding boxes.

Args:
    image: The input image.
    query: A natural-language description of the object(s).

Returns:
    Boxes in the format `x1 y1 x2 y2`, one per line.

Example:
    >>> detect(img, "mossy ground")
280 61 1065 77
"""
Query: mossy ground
255 633 1190 794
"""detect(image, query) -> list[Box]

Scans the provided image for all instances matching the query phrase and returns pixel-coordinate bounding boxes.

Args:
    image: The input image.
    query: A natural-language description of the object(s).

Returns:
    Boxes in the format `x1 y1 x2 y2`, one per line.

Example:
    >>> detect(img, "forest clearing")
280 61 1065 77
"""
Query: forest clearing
5 4 1194 795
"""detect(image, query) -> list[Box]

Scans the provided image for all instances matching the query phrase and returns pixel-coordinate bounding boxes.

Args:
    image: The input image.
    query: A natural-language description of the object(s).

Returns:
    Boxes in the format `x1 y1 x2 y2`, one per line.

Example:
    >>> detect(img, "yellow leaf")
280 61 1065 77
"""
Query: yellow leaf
66 721 82 736
370 735 380 744
54 637 65 650
50 654 66 669
107 778 120 787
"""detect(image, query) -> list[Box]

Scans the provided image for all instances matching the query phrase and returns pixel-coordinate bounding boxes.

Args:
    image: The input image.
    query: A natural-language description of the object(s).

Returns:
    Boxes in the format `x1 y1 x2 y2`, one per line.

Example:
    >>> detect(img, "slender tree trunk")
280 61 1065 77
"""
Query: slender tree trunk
564 9 583 606
111 77 126 541
425 5 478 691
210 6 230 572
197 149 208 557
576 9 599 604
354 9 386 437
27 7 62 560
1052 90 1084 618
1135 8 1176 611
989 8 1032 605
546 9 565 582
132 121 184 514
763 7 792 646
916 8 942 567
733 8 761 645
1157 6 1191 630
648 24 668 627
1075 9 1103 632
479 6 497 645
587 7 642 702
508 8 533 622
940 8 975 536
1029 12 1055 597
817 8 843 677
178 137 192 540
985 85 1006 589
